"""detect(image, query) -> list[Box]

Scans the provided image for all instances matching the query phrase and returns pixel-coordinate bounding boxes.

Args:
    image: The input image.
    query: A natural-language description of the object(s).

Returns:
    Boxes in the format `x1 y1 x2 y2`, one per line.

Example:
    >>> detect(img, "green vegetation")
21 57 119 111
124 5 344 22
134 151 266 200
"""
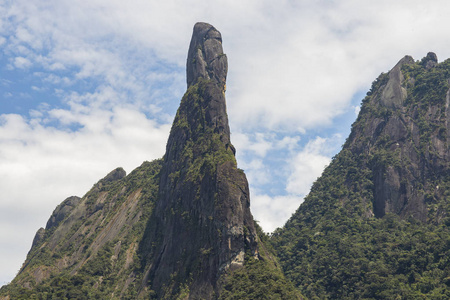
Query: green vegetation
169 79 236 184
220 223 304 300
273 213 450 299
272 57 450 299
0 159 162 299
4 55 450 299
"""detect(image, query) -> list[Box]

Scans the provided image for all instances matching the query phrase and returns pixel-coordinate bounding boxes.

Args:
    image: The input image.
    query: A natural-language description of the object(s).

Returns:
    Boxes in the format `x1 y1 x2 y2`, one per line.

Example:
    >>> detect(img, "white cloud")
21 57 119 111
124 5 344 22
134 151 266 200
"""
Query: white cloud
232 131 274 158
250 135 341 232
240 158 272 187
286 137 333 196
226 0 450 131
13 56 32 69
251 194 303 233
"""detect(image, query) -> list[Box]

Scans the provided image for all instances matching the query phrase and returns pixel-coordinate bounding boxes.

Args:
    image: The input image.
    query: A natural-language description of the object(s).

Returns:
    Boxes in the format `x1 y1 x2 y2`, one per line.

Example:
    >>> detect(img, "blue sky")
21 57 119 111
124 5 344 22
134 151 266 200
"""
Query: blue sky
2 0 450 286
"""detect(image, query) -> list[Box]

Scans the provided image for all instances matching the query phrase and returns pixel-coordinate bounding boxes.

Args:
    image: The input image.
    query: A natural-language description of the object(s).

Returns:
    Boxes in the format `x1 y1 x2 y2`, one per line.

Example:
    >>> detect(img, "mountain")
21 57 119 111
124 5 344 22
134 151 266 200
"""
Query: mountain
0 23 302 300
4 23 450 300
272 53 450 299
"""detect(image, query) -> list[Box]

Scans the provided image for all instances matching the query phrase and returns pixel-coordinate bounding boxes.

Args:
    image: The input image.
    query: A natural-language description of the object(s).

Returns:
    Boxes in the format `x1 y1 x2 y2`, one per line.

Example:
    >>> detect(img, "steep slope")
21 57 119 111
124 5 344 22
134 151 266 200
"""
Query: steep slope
0 161 163 299
0 22 302 300
272 53 450 299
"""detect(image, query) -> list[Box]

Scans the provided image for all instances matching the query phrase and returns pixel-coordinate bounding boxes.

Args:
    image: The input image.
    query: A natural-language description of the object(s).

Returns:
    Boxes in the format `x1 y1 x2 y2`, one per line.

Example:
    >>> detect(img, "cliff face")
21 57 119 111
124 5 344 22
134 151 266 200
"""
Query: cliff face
140 22 258 298
272 53 450 299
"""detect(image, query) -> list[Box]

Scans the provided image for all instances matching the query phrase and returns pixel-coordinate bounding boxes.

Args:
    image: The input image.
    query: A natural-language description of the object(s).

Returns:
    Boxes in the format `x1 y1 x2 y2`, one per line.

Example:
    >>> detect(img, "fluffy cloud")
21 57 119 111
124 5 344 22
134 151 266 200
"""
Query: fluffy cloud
250 136 341 232
286 137 335 196
251 194 303 233
13 57 32 69
226 0 450 131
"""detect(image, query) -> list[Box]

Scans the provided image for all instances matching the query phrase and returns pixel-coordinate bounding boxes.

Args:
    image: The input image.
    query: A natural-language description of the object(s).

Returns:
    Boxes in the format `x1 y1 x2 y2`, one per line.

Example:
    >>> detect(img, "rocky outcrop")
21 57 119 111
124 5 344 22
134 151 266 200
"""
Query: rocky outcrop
272 53 450 299
1 161 163 299
345 52 449 221
31 227 46 249
45 196 81 229
98 167 126 184
186 22 227 89
423 51 438 69
380 55 413 108
141 22 258 299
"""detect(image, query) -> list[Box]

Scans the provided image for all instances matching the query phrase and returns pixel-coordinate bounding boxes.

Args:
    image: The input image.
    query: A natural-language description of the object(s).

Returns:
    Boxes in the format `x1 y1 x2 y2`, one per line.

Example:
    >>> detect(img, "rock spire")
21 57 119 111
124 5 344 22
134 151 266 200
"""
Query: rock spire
141 22 258 298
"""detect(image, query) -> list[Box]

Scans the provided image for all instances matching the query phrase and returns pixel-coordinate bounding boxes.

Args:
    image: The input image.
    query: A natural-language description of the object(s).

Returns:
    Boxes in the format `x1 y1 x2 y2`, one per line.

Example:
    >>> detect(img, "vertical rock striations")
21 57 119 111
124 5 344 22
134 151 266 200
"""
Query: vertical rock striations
142 22 258 298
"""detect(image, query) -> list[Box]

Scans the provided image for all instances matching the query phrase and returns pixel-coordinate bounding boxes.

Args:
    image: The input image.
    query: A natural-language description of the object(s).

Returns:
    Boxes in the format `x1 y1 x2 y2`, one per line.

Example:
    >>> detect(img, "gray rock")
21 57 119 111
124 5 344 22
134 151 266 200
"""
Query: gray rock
347 54 450 222
45 196 81 230
31 227 45 249
144 22 258 299
186 22 228 89
424 52 438 69
100 167 126 183
380 55 414 108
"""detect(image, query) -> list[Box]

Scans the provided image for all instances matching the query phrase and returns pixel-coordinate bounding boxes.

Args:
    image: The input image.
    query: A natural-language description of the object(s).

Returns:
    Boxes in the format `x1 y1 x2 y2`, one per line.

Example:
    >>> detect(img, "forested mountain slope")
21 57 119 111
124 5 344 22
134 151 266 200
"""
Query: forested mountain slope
272 53 450 299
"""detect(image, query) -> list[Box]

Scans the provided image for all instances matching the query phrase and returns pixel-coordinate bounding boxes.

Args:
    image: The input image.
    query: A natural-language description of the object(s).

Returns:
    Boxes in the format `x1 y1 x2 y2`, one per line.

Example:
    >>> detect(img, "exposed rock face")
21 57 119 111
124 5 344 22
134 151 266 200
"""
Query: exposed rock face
272 53 450 299
45 196 81 229
1 22 303 300
99 167 126 184
186 22 228 89
1 160 163 298
423 51 438 69
142 22 258 298
31 227 46 249
380 55 413 108
345 53 450 221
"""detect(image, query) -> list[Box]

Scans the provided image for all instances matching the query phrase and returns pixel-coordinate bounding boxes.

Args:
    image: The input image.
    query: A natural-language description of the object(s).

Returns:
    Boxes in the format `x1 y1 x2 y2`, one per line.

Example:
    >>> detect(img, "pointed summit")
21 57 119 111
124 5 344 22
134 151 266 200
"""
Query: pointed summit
186 22 227 89
380 55 414 108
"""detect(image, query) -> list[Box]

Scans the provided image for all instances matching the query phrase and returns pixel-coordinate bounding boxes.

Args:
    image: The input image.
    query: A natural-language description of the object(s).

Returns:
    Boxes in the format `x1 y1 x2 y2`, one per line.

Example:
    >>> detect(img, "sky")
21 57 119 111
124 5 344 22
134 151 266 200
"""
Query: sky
2 0 450 286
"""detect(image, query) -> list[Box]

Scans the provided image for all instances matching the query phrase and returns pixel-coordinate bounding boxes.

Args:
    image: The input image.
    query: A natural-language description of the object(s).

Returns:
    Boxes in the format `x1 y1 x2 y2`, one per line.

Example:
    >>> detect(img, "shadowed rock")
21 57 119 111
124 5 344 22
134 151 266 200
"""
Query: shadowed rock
186 22 228 89
345 53 450 221
31 227 46 249
423 52 438 69
141 22 257 299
